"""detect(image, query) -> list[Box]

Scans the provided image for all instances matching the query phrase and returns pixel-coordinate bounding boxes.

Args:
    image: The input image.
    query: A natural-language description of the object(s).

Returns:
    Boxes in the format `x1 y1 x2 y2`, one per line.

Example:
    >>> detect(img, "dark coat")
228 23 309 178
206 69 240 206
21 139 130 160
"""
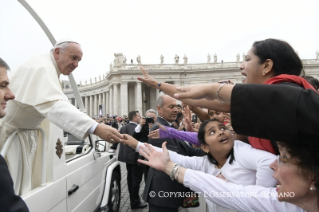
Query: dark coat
142 117 205 209
231 83 319 147
132 123 150 143
117 123 140 165
0 155 29 211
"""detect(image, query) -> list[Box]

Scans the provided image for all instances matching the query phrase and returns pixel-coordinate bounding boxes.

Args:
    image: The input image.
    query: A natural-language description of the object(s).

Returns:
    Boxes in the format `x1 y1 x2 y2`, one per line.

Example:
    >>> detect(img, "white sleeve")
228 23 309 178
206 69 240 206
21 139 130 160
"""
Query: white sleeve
36 100 96 140
234 141 278 187
135 124 142 133
184 169 304 212
136 142 211 171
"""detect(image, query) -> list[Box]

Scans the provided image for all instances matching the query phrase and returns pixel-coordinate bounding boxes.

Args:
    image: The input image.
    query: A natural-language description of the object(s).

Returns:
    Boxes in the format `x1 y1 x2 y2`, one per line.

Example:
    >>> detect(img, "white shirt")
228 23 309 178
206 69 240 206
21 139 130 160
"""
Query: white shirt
184 170 305 212
136 140 279 212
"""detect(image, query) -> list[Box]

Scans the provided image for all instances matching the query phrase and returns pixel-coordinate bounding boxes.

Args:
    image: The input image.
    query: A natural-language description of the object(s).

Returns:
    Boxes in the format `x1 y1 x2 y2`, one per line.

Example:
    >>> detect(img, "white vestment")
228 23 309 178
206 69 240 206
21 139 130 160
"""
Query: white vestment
0 52 96 195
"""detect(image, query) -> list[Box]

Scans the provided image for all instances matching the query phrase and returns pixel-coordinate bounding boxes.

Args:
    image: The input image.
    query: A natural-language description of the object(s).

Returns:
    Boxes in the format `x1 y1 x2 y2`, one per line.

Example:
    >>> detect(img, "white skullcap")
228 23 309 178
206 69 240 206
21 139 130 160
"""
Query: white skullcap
54 38 80 47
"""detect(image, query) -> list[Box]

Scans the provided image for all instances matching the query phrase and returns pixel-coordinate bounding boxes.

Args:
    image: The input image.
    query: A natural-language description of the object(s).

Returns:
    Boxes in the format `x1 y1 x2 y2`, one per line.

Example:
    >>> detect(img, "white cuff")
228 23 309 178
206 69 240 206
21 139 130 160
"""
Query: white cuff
89 122 99 134
135 124 142 133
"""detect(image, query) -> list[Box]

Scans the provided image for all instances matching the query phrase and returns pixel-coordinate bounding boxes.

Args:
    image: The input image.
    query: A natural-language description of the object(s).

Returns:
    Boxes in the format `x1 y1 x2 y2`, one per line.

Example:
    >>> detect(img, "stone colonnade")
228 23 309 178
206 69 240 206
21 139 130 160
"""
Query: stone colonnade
69 81 158 117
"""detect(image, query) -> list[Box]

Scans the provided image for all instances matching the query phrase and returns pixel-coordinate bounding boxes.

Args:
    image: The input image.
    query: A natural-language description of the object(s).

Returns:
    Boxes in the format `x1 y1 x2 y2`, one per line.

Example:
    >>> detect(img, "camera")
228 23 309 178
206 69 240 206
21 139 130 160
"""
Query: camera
145 117 154 124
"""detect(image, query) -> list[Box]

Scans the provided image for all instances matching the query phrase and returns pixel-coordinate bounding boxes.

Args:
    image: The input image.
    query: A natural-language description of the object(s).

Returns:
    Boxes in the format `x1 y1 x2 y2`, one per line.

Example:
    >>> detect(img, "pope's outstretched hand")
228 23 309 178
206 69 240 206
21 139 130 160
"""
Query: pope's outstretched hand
94 124 124 143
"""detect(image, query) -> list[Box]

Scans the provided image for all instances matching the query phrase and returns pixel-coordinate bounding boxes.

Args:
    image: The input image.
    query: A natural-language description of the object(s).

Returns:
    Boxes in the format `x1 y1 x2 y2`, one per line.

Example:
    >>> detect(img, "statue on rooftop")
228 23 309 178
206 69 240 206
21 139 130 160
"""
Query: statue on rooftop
213 54 217 63
123 55 127 64
137 55 141 64
160 55 164 64
183 54 188 65
174 54 179 64
207 53 211 63
316 50 319 60
236 53 240 62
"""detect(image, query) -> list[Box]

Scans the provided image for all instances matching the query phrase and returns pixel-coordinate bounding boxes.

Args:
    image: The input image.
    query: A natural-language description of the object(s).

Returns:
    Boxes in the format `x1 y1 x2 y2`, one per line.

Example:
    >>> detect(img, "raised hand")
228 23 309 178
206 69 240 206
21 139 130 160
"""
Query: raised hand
138 142 171 172
137 66 158 88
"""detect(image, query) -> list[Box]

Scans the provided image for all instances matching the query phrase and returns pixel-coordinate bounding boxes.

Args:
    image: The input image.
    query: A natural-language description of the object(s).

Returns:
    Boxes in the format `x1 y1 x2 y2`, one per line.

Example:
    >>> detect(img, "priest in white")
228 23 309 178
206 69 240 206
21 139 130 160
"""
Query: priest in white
0 39 123 195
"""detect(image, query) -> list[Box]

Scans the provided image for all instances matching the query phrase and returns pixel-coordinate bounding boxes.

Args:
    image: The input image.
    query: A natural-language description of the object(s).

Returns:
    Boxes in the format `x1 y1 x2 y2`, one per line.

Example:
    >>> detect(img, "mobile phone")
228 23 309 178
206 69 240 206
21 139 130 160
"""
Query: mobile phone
192 114 197 123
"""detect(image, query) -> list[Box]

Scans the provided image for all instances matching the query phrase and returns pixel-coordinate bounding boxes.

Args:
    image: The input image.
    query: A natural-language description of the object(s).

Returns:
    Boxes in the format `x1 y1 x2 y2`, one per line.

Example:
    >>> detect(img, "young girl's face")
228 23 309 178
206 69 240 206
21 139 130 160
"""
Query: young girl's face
201 121 234 157
208 110 225 123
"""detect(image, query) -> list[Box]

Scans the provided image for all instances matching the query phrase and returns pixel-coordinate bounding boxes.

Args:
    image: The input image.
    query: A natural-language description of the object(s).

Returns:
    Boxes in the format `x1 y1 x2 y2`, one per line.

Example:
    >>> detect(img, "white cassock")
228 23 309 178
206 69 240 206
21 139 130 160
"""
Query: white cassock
0 52 96 195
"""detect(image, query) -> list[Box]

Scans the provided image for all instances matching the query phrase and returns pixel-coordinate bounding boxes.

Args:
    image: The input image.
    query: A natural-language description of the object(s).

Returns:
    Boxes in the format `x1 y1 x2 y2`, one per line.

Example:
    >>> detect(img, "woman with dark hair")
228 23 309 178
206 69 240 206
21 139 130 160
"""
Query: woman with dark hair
240 39 317 154
121 119 277 212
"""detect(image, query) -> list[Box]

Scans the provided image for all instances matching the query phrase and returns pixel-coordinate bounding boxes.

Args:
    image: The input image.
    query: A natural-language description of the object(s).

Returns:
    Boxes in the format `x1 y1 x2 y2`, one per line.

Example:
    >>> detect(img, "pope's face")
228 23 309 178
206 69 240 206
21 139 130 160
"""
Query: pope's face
54 43 83 75
0 67 15 118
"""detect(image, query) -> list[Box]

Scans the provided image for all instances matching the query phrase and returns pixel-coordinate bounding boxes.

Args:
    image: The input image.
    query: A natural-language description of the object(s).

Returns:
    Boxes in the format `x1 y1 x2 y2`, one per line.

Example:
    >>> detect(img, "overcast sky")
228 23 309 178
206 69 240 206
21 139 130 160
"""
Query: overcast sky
1 0 319 83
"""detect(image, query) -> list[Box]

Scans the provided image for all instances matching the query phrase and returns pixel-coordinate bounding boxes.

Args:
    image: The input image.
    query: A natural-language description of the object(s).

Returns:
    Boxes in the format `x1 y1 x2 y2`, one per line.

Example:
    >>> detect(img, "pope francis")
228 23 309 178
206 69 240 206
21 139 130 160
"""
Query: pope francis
0 40 124 195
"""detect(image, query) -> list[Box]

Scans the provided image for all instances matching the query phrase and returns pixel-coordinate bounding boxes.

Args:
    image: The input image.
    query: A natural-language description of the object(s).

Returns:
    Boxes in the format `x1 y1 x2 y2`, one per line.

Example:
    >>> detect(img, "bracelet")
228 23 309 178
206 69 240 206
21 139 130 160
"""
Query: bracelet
174 166 180 181
170 163 178 181
216 83 226 105
158 82 162 93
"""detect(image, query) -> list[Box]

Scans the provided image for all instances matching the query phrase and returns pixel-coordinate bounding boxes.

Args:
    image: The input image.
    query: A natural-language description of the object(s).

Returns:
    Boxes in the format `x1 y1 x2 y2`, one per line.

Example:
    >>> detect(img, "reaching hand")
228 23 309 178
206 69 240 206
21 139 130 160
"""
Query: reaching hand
121 134 139 149
138 142 171 172
137 66 158 88
148 129 160 139
174 84 216 100
148 123 168 139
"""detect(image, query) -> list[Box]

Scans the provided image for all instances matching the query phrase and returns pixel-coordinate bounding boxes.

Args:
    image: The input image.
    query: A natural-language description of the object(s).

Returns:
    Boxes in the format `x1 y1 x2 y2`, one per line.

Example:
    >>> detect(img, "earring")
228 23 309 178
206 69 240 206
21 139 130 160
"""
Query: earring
206 150 209 154
310 187 316 191
262 72 266 76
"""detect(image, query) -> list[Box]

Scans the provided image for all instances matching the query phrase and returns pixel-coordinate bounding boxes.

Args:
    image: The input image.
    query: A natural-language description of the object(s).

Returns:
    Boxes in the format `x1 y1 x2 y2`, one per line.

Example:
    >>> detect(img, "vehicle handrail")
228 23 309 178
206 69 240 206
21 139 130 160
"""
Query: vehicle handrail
0 127 47 187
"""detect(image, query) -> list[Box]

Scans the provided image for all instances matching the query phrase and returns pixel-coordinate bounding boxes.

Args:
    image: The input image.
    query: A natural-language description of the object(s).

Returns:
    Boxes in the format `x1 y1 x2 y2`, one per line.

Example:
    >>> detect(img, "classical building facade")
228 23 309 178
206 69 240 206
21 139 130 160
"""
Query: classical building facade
63 53 319 117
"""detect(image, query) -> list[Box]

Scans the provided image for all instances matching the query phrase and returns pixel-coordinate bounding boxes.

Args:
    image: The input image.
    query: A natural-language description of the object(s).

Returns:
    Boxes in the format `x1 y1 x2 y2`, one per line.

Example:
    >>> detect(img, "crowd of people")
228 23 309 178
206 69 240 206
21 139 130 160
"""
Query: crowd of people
1 37 319 212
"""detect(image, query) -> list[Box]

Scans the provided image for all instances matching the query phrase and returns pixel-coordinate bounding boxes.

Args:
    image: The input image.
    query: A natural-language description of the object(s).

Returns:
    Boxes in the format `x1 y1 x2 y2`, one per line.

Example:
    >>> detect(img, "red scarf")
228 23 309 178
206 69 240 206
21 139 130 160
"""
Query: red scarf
249 74 318 154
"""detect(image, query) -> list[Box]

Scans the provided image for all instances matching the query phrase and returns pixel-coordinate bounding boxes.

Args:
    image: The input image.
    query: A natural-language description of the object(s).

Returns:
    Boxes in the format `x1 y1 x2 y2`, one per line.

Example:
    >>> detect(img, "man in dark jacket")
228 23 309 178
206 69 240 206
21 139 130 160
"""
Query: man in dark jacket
115 111 147 209
133 109 157 182
142 95 205 212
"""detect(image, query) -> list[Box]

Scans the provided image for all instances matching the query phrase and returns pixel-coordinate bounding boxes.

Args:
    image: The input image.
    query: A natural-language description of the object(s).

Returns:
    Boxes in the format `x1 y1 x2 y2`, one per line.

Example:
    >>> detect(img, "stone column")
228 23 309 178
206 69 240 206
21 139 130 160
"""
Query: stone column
105 91 109 116
89 95 93 117
109 86 113 116
113 83 118 116
93 94 97 117
136 82 142 113
84 96 88 114
103 92 106 116
99 93 102 116
121 82 128 116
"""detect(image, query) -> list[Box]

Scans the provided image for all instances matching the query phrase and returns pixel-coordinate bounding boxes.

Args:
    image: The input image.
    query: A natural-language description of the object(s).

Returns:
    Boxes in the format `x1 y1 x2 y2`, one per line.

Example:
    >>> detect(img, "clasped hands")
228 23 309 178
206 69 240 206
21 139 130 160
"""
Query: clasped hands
120 134 171 172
